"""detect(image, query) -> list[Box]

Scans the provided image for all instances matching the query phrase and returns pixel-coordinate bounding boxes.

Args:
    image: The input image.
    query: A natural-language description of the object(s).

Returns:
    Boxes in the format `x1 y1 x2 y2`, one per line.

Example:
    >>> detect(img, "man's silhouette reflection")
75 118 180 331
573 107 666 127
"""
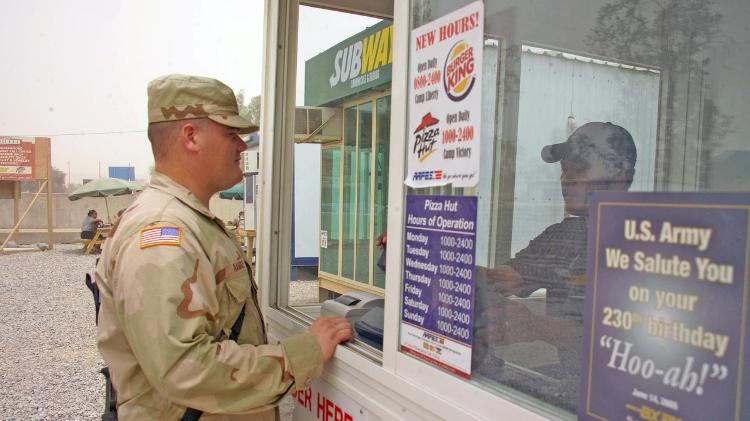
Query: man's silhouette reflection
472 122 637 409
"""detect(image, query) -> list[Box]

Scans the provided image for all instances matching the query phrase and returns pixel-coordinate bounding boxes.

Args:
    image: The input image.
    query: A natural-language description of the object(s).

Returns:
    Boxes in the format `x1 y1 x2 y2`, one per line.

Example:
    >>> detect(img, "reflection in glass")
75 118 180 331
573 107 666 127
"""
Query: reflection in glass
342 106 358 280
409 0 749 417
355 102 373 284
474 121 638 413
373 96 391 288
320 147 340 275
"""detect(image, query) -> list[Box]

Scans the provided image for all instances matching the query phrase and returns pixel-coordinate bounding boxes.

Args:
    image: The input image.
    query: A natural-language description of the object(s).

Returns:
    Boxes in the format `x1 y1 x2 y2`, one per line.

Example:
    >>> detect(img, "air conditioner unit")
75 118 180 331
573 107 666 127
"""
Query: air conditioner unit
294 106 341 144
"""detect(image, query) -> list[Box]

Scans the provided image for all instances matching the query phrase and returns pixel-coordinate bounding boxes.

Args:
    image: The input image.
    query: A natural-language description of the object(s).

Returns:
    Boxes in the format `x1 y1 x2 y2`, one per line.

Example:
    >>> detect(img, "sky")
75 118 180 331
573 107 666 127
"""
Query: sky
0 0 264 184
0 1 379 185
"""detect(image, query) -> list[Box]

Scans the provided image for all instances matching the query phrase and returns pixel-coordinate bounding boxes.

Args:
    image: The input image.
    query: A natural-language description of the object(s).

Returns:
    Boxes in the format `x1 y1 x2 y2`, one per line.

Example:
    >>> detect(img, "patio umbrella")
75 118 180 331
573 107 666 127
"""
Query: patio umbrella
68 177 143 222
219 182 244 200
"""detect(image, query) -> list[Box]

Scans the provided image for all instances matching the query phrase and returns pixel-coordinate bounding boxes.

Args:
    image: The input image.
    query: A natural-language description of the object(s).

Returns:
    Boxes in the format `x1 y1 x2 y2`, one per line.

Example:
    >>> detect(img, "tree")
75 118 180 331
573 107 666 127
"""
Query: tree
20 166 66 193
236 90 261 126
247 95 261 126
584 0 730 189
585 0 723 72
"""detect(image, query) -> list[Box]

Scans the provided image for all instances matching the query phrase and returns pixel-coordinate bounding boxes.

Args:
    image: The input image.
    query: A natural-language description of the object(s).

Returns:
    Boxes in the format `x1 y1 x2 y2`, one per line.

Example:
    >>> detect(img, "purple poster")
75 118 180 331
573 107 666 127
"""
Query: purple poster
581 192 750 421
400 195 477 378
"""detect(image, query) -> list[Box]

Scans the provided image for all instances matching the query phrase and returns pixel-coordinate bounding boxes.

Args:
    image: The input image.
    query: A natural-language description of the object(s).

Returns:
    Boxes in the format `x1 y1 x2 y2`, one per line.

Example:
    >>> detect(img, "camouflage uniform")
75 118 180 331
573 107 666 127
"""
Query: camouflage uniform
96 172 322 420
97 74 325 419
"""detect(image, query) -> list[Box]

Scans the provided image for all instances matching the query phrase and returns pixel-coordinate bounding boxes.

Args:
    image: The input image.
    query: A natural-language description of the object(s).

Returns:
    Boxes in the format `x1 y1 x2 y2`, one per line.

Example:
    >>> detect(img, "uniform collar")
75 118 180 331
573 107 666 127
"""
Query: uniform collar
148 171 224 225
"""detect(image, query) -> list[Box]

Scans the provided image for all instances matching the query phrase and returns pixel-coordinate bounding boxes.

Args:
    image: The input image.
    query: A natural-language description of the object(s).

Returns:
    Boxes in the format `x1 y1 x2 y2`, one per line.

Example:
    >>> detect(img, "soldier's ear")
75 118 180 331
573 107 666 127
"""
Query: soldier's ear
178 122 201 153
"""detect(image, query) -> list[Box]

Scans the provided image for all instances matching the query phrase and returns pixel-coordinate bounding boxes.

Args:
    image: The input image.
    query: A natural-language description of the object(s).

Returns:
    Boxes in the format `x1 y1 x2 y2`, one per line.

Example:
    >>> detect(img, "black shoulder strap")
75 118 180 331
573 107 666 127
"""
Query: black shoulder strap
229 304 247 342
179 303 246 421
181 408 202 421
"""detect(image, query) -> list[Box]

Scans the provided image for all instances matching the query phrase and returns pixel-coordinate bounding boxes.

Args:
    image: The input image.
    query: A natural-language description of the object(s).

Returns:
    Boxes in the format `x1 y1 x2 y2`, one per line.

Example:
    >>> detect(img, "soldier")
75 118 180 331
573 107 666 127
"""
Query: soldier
472 122 637 410
96 74 352 420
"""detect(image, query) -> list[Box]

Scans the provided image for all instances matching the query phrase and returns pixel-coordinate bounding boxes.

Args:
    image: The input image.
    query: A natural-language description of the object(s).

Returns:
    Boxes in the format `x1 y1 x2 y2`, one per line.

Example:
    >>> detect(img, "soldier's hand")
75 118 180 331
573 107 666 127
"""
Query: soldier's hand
309 316 353 361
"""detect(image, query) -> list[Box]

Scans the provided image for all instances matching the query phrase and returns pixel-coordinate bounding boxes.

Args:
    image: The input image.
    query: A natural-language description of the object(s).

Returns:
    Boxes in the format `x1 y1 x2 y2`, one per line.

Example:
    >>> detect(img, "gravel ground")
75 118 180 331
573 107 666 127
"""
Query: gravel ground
0 244 104 420
0 244 315 420
288 281 320 306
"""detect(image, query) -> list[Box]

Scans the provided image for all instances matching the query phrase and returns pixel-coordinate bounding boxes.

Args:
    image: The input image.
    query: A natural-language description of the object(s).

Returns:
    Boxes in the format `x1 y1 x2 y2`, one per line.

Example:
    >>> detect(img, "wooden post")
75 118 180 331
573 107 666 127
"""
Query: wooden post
0 136 52 250
0 180 48 251
12 181 20 243
46 141 54 249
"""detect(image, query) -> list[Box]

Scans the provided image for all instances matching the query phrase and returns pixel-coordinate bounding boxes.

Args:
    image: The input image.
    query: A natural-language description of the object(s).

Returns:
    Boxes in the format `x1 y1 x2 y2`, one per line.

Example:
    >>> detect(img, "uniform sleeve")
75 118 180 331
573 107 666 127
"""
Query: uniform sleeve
112 223 323 414
506 219 587 298
506 224 565 297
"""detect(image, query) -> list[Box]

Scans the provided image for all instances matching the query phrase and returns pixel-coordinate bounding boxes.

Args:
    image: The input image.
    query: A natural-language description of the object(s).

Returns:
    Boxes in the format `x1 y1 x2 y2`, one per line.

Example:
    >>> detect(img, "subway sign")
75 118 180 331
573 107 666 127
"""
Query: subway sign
305 20 392 106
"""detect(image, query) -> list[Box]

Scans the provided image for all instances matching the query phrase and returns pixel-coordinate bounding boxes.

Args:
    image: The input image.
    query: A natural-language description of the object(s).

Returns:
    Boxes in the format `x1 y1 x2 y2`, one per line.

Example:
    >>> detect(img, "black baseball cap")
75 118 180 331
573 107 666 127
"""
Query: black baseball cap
541 122 637 169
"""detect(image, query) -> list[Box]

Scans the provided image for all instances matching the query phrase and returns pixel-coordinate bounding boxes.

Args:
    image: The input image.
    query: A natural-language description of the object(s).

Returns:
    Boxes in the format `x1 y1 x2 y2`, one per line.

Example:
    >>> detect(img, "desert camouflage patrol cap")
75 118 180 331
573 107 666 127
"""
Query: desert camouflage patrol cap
147 74 259 134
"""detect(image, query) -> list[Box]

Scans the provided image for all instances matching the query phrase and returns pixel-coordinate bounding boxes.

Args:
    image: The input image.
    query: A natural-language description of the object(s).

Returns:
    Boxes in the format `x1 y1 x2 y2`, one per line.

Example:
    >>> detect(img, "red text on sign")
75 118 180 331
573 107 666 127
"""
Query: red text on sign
317 392 354 421
415 30 436 50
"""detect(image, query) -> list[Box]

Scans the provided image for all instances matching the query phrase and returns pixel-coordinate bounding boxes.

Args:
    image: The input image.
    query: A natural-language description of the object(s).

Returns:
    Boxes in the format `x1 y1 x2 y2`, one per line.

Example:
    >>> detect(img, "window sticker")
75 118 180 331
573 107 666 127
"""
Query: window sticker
405 1 483 188
581 192 750 421
400 195 477 378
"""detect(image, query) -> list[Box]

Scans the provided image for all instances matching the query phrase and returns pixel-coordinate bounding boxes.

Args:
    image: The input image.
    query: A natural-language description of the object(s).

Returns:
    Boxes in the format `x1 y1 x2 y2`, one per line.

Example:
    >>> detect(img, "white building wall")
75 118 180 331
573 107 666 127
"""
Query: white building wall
511 46 660 255
293 143 321 260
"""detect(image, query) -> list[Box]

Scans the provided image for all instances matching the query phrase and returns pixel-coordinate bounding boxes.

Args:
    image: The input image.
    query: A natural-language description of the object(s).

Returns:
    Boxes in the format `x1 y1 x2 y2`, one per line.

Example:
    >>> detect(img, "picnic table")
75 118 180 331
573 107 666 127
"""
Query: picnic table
236 229 257 276
82 226 112 255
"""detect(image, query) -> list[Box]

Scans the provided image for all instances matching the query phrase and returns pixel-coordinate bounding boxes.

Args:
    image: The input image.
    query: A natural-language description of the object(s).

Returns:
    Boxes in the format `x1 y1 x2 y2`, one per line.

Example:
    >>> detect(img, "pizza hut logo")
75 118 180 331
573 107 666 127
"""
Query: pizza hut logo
412 113 440 162
443 40 476 102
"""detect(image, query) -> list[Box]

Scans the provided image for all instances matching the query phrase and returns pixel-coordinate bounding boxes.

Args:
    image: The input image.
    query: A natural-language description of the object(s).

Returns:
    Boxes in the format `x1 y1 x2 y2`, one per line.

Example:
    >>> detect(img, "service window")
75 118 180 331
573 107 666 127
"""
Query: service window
401 0 750 418
273 4 393 355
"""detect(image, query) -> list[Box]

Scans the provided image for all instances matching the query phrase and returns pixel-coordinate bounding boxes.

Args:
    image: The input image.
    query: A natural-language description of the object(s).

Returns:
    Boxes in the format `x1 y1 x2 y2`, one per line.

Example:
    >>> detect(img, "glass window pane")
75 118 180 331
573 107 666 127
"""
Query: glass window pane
373 96 391 288
320 146 340 275
355 102 373 284
277 4 390 360
342 106 358 280
408 0 750 417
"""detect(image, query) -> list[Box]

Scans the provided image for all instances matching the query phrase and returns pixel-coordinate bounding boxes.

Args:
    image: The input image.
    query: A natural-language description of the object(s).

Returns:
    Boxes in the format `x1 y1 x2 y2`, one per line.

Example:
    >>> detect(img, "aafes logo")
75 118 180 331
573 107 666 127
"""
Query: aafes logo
443 40 476 102
412 113 440 162
413 170 443 181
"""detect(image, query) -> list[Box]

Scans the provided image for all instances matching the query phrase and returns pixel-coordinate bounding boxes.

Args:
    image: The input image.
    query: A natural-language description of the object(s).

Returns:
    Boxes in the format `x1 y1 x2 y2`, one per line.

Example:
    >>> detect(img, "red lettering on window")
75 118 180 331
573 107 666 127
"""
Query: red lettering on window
326 398 334 421
317 392 326 419
303 388 312 412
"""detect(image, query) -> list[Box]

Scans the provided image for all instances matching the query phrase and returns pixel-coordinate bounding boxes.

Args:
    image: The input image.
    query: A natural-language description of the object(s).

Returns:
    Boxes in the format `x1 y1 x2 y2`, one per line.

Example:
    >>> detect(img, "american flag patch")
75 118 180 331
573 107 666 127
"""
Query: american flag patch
139 226 181 249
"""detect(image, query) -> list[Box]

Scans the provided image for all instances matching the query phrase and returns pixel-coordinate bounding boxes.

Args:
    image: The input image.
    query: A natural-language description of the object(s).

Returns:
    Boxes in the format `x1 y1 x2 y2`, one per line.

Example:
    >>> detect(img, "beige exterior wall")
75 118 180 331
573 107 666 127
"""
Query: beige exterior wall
0 193 243 244
0 193 138 244
208 194 244 225
1 192 242 244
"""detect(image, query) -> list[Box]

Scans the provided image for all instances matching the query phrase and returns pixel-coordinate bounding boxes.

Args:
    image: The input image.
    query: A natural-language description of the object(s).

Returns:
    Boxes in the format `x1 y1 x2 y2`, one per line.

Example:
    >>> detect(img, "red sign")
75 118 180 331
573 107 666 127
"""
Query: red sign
0 137 36 180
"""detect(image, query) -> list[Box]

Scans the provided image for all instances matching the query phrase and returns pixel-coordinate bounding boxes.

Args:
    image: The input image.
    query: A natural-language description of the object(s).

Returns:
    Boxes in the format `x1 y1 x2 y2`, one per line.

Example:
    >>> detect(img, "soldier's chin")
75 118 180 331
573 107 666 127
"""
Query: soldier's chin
565 204 589 216
222 168 243 187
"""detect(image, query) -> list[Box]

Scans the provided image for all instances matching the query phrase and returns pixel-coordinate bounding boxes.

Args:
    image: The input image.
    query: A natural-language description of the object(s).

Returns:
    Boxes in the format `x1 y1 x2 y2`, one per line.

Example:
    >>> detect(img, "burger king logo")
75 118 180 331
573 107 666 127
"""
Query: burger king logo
443 40 476 102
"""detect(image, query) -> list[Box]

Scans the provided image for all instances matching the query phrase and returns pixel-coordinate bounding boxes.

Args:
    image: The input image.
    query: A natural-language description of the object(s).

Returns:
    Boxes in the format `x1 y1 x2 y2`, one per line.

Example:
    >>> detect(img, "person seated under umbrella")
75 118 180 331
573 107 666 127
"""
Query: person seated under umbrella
81 209 104 252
